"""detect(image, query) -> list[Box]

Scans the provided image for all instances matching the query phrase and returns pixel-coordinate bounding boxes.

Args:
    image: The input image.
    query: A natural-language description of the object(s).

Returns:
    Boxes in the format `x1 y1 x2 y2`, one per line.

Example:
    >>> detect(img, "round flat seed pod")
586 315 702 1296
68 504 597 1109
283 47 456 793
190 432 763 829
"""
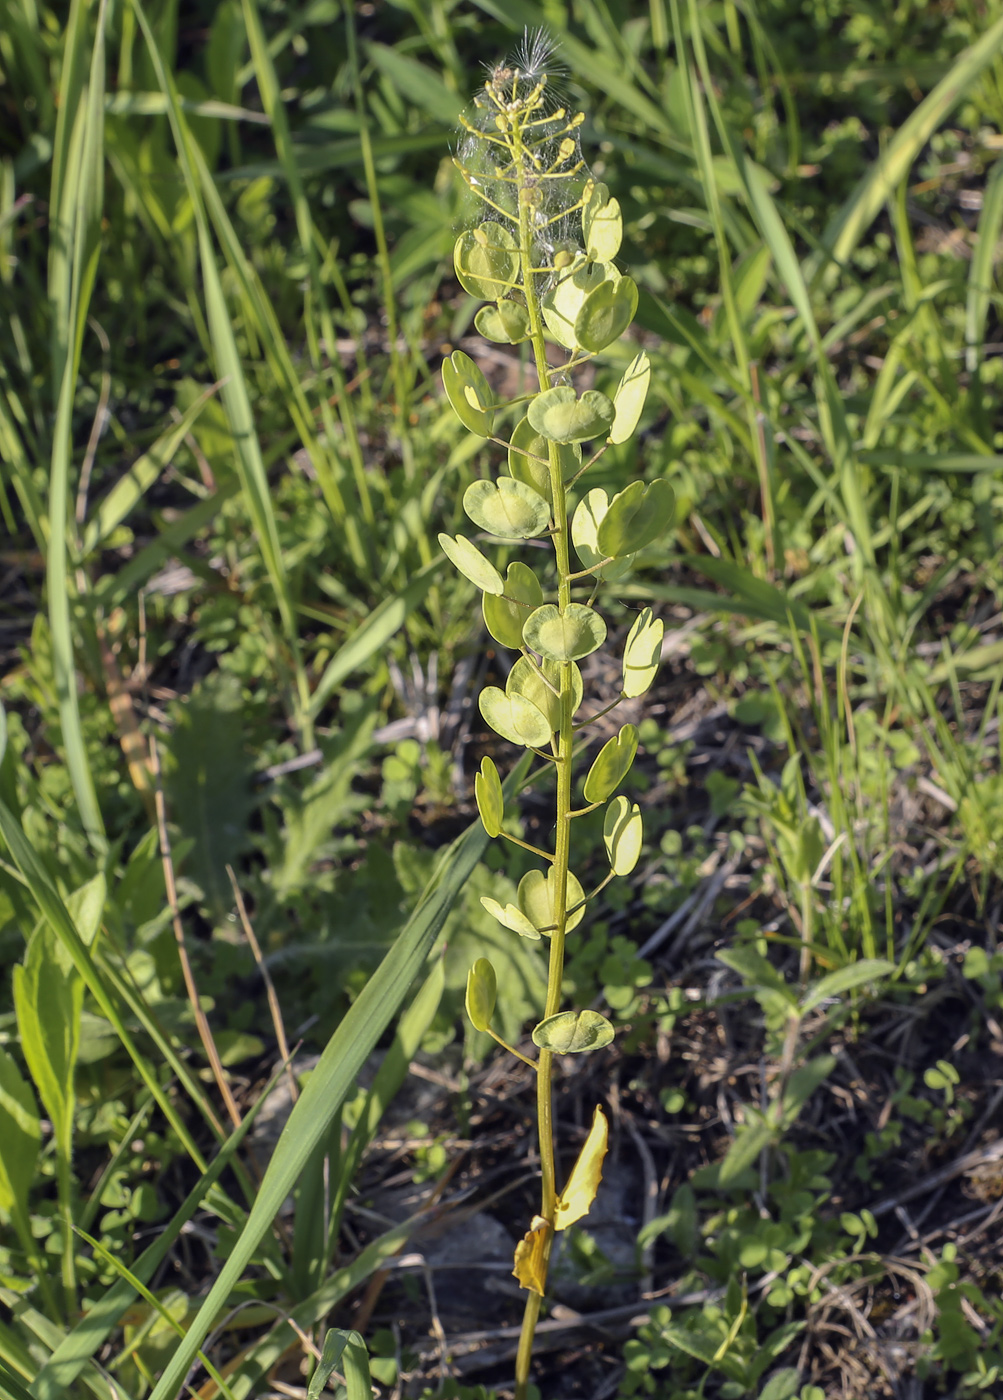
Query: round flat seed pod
532 1008 614 1054
575 277 638 354
518 866 586 935
583 724 639 804
610 352 650 445
463 478 550 539
527 386 614 444
596 478 674 557
622 607 663 698
507 655 559 734
475 300 531 344
482 561 544 649
453 222 519 300
479 686 553 749
507 416 581 502
465 957 497 1031
523 603 606 663
583 182 623 262
474 756 504 837
542 256 620 349
571 489 634 582
480 896 542 940
442 350 495 438
507 656 583 732
603 796 643 875
438 532 505 594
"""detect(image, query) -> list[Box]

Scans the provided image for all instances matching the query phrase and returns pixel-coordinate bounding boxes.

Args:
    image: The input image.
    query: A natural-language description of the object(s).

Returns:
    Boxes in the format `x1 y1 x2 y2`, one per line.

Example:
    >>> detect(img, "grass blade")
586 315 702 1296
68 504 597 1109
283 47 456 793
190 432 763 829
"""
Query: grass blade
94 479 240 607
132 0 313 746
0 798 210 1175
46 0 108 846
241 0 376 554
81 385 219 556
641 557 841 640
308 560 442 720
966 153 1003 416
808 14 1003 284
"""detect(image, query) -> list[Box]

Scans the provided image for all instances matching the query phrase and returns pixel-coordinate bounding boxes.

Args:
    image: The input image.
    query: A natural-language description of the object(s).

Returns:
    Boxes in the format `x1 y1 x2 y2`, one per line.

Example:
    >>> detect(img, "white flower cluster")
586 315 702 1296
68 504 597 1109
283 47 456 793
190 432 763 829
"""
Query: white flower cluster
454 28 589 271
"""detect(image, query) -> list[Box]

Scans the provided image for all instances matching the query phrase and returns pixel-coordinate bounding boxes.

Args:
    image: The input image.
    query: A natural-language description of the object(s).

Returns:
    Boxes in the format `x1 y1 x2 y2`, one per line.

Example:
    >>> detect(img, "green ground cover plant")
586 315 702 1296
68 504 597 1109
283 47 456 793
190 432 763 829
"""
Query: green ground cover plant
1 0 1003 1396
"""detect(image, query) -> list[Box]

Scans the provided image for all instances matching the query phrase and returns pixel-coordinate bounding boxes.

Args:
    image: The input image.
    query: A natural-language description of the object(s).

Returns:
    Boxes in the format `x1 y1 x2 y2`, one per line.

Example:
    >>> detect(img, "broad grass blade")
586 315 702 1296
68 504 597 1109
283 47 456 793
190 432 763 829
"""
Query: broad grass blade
327 958 445 1247
31 1069 283 1400
966 155 1003 376
0 799 210 1173
643 557 842 641
0 1359 35 1400
145 754 530 1400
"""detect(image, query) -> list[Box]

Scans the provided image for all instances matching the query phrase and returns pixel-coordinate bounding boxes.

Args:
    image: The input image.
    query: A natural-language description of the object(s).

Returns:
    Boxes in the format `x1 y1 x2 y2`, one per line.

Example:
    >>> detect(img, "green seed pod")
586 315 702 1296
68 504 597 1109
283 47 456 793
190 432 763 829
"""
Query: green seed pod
532 1009 614 1054
465 958 498 1032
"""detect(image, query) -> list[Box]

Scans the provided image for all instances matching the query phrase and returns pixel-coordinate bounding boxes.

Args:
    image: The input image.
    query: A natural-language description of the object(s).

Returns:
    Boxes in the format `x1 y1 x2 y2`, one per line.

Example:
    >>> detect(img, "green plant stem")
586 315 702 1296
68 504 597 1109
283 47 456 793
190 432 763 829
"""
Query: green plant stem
488 1029 538 1070
56 1150 77 1320
513 138 575 1400
501 831 555 862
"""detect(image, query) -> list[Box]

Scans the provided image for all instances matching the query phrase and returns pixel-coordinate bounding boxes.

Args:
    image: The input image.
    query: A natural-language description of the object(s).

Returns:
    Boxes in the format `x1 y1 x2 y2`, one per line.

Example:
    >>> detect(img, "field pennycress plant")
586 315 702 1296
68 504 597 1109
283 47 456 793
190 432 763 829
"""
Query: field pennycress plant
438 33 672 1396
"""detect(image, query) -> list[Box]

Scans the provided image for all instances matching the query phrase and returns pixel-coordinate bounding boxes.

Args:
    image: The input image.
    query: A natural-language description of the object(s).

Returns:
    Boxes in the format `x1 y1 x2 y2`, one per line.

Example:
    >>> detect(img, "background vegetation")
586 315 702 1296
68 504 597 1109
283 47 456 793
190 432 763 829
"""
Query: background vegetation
2 0 1003 1395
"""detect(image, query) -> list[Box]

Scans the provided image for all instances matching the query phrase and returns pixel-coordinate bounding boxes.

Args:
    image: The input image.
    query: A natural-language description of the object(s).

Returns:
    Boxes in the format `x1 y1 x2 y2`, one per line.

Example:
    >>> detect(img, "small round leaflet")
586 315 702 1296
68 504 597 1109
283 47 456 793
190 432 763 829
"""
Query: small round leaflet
603 796 643 876
527 386 615 444
465 958 497 1033
475 756 504 838
610 352 650 445
622 607 663 697
532 1009 615 1054
596 478 674 558
523 603 606 663
442 351 494 438
453 222 519 300
437 533 504 595
464 478 550 539
479 687 552 749
575 277 638 354
482 561 543 649
583 724 639 803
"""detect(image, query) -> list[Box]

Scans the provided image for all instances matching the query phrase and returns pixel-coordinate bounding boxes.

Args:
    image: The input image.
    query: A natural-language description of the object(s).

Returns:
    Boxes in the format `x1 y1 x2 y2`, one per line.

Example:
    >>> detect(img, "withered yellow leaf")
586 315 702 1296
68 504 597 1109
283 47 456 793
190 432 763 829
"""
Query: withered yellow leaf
554 1105 608 1231
512 1214 550 1294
